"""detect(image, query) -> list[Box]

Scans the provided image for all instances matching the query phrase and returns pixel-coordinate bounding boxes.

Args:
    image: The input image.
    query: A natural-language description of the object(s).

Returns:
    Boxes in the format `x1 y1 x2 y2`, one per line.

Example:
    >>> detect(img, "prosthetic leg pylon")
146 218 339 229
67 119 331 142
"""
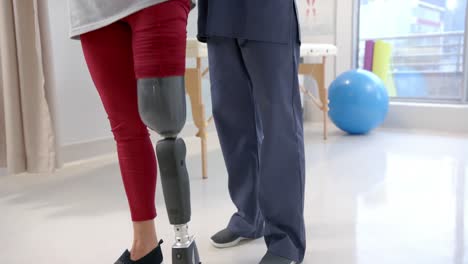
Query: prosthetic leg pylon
138 76 201 264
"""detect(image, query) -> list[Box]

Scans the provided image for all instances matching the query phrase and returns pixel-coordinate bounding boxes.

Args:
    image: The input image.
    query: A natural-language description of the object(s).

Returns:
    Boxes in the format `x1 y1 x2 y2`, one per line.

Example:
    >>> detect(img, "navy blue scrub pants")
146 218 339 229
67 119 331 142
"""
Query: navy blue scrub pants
207 18 306 263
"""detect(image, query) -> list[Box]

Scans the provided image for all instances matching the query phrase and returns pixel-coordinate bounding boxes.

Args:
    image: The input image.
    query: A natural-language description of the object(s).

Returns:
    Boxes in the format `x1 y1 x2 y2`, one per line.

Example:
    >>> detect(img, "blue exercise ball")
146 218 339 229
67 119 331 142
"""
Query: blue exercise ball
328 69 389 134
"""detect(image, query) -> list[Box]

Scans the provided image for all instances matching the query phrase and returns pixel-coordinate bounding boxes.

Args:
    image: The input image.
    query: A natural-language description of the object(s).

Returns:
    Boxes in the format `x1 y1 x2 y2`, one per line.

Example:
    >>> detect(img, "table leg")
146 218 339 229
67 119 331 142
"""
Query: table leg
315 57 328 140
185 58 208 179
298 60 329 140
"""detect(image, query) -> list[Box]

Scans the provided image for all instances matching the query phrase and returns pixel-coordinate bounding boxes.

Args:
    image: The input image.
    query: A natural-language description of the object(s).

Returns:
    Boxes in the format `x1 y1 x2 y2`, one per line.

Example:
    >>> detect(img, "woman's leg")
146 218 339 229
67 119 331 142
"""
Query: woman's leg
123 1 191 260
80 22 159 261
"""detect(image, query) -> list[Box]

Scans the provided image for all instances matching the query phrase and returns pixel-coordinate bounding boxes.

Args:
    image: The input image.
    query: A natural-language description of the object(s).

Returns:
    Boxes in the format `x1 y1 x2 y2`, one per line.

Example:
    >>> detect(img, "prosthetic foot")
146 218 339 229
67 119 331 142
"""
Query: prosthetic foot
138 76 201 264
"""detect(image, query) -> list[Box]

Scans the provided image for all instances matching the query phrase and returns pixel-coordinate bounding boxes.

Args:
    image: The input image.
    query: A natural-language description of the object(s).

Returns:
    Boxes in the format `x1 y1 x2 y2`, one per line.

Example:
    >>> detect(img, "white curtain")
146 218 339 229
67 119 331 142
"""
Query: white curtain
0 0 56 174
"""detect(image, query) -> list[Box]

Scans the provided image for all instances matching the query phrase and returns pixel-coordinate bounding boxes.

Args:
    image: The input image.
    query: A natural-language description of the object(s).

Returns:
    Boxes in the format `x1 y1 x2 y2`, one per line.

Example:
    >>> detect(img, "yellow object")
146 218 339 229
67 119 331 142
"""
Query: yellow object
372 40 397 97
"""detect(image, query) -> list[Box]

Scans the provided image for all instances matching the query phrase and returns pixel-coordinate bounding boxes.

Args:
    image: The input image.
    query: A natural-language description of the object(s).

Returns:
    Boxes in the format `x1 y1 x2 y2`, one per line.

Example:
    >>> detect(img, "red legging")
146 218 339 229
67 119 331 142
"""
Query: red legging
80 0 190 221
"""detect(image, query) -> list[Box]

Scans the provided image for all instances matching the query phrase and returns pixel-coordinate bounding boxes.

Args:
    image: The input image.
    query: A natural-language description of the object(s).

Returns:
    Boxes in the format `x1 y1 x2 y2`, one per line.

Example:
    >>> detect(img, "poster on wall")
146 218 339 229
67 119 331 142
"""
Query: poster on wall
296 0 336 37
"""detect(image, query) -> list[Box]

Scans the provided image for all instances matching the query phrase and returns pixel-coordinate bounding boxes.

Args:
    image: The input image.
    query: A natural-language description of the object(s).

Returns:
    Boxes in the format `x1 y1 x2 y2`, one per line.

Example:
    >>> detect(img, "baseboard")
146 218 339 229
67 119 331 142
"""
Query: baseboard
61 137 116 164
383 102 468 134
60 122 217 164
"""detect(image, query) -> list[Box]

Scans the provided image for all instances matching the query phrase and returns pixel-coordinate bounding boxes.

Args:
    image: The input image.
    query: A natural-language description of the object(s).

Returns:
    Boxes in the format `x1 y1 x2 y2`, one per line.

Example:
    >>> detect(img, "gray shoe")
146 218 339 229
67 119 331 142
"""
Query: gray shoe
259 252 298 264
210 228 248 248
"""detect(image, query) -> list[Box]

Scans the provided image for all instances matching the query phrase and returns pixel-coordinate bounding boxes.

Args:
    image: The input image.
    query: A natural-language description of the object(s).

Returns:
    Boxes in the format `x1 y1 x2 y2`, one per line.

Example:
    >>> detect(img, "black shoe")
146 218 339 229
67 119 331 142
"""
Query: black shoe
259 252 298 264
210 228 249 248
115 240 164 264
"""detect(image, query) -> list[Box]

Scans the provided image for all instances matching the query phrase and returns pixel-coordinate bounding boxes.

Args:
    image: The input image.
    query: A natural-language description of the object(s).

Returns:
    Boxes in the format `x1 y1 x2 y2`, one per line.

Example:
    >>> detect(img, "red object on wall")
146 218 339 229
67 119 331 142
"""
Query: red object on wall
306 0 317 17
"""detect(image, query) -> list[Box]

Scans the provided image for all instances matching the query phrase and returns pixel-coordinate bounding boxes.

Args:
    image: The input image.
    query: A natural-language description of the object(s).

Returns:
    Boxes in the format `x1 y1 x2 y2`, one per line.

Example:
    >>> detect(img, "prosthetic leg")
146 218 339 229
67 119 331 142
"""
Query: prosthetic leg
137 76 201 264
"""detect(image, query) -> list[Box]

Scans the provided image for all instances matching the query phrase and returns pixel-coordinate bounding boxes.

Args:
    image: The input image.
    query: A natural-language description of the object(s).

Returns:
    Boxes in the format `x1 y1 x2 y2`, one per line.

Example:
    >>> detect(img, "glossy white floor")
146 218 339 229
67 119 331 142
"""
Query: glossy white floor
0 125 467 264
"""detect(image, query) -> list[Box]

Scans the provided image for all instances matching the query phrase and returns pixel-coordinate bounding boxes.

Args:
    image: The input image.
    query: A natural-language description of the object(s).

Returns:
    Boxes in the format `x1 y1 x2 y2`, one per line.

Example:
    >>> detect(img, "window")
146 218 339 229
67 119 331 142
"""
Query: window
357 0 468 102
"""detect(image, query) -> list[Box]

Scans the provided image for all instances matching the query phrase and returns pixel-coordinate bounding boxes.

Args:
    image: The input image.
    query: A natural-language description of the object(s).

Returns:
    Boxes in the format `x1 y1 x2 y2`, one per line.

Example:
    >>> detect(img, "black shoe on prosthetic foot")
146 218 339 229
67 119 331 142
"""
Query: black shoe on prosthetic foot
115 240 164 264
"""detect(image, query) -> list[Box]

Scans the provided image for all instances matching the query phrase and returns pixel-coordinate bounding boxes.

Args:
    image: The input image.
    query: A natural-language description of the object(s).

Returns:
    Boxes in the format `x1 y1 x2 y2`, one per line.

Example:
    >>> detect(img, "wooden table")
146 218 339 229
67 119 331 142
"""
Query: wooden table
298 44 338 140
185 39 337 179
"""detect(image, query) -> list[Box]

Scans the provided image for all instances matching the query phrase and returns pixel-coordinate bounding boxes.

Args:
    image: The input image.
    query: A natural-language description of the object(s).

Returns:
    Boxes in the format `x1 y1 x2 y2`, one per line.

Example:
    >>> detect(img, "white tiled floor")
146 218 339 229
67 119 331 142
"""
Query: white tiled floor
1 127 467 264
